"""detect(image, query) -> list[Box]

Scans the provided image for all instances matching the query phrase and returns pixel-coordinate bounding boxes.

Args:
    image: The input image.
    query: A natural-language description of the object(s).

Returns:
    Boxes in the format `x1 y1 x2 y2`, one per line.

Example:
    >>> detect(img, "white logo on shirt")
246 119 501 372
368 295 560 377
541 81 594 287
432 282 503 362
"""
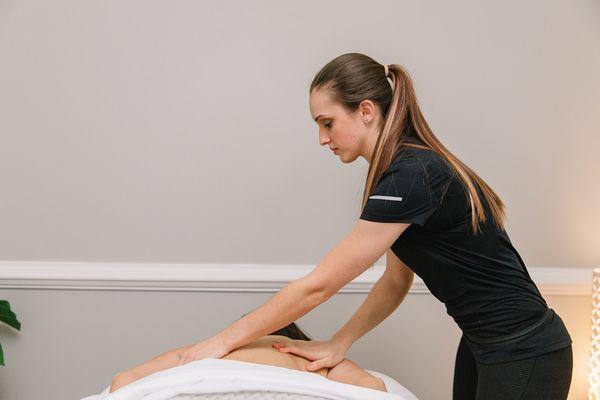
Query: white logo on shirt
369 195 403 201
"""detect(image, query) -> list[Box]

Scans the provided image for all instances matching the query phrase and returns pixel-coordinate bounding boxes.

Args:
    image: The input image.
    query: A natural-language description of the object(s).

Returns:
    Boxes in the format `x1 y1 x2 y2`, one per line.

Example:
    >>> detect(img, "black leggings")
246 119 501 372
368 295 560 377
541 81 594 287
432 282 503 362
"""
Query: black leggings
452 336 573 399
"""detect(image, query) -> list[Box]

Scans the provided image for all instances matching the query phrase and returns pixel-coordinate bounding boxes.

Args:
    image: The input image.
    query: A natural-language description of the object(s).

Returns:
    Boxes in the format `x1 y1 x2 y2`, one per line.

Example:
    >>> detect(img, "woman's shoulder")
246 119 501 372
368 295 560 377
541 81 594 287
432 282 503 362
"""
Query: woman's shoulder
393 146 446 166
327 358 387 392
388 146 456 181
255 336 386 391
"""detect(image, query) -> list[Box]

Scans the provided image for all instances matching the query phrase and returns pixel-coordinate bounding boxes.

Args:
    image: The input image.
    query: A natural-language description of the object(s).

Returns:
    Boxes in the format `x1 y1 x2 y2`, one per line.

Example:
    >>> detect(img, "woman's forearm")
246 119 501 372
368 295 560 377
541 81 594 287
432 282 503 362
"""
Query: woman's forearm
332 273 411 348
216 276 330 352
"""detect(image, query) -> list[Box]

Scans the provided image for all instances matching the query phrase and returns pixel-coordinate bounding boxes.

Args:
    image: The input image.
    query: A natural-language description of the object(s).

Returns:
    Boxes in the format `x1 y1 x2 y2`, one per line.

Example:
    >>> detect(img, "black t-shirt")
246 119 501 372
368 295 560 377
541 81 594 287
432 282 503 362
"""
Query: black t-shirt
359 146 572 364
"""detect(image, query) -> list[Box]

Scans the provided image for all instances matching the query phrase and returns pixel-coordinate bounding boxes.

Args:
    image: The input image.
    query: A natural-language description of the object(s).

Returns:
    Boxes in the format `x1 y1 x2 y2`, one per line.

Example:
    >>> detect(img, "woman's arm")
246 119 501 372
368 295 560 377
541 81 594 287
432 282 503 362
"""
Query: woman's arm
110 343 194 393
219 275 332 351
219 220 411 352
272 223 413 372
331 248 414 349
180 219 411 364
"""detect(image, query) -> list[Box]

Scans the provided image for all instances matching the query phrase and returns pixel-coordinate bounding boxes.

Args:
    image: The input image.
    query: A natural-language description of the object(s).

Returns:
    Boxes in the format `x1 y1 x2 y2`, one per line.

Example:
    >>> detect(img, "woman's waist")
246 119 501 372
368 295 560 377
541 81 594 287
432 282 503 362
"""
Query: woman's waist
462 307 555 345
446 294 550 337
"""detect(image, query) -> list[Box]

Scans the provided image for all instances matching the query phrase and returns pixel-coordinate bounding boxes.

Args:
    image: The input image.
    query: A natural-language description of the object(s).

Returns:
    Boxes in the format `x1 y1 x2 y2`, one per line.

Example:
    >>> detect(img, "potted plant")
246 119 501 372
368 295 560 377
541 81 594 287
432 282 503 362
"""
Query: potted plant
0 300 21 365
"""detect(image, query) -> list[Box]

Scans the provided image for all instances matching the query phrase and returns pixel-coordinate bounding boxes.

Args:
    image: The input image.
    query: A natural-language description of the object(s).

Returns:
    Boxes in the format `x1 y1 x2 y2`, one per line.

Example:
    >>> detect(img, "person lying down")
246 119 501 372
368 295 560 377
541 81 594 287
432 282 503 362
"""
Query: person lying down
109 319 387 394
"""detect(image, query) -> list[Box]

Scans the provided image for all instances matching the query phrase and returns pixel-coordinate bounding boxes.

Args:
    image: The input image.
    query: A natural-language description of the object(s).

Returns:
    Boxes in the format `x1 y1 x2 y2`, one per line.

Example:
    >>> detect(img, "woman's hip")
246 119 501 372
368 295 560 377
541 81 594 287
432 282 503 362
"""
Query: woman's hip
453 338 573 400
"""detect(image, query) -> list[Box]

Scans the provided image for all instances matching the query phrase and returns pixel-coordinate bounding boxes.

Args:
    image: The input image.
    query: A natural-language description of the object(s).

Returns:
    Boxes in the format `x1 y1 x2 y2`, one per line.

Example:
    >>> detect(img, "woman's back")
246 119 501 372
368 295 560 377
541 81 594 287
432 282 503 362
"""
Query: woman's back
222 335 327 376
221 334 386 392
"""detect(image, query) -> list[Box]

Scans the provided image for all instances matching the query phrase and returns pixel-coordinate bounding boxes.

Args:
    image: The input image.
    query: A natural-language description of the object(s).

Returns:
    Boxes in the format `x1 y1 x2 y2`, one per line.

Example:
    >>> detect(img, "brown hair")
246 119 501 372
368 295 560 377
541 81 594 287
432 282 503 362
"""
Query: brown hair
239 313 312 341
309 53 506 235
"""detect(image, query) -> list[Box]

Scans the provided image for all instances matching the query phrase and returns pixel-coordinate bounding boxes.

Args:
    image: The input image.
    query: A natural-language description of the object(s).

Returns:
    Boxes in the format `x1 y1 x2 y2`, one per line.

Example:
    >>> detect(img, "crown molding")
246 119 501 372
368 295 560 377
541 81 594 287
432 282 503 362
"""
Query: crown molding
0 261 592 296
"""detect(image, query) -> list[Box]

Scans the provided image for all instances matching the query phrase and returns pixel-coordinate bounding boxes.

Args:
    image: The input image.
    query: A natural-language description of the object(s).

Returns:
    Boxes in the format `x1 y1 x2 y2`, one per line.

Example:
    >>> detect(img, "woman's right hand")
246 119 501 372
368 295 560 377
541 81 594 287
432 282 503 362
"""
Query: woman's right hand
272 337 350 372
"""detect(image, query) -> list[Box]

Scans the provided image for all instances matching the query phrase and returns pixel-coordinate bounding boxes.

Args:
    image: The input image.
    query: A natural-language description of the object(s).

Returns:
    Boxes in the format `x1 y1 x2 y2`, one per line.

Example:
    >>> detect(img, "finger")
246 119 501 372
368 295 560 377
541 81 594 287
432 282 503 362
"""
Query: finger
279 346 306 358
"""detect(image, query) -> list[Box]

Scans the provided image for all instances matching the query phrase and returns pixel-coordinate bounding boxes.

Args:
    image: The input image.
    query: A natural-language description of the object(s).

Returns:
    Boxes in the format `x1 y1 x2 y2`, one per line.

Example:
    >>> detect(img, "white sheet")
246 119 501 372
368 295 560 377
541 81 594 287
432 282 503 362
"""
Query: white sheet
364 369 418 399
80 358 419 400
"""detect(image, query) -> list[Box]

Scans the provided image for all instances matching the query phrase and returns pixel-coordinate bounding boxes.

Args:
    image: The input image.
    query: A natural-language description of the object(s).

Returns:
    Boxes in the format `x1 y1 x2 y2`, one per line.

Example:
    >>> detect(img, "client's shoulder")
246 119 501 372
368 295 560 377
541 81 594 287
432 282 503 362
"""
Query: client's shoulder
327 358 387 392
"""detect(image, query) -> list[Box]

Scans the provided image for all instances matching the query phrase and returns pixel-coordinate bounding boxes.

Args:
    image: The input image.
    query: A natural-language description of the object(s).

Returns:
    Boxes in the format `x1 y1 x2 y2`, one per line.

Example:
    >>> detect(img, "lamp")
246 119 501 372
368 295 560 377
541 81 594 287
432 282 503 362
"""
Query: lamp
590 268 600 399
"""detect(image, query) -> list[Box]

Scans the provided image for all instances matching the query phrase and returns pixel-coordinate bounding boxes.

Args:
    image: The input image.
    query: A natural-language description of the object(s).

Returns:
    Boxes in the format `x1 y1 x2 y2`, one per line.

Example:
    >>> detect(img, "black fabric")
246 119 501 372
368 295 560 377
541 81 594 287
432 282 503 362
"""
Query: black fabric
359 146 572 364
453 335 573 399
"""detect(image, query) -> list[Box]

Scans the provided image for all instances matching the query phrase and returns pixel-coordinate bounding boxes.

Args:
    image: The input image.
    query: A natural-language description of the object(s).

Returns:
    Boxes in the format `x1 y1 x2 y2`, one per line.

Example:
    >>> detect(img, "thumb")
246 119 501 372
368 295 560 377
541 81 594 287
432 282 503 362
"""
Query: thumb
278 345 310 359
306 359 325 371
277 345 297 354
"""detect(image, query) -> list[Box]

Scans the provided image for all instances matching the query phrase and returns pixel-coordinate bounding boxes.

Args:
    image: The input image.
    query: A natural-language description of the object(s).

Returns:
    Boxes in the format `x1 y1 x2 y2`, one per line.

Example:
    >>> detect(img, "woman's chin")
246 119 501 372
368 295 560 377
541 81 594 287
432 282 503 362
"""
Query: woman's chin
336 152 357 163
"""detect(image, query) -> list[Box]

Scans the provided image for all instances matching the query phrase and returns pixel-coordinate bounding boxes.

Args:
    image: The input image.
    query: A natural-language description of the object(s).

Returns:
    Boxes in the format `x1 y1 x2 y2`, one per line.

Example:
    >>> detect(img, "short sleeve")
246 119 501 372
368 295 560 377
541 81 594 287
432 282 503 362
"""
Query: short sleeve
359 160 449 227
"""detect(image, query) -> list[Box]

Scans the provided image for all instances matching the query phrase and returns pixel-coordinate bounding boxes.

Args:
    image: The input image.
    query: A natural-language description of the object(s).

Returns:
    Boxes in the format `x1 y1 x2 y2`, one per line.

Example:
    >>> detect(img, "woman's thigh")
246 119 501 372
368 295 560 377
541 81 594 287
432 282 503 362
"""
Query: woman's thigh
476 345 573 400
453 336 478 400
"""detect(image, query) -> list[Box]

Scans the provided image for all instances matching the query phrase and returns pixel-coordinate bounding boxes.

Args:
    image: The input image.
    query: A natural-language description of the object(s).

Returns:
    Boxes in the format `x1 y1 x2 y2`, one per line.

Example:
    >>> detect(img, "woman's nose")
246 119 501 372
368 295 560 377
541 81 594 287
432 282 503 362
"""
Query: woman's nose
318 133 330 146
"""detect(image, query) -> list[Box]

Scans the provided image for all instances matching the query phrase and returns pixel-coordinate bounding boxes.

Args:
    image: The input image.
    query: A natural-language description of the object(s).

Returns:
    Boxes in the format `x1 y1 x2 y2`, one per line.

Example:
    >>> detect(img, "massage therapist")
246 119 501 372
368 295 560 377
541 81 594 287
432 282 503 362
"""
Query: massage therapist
176 53 573 400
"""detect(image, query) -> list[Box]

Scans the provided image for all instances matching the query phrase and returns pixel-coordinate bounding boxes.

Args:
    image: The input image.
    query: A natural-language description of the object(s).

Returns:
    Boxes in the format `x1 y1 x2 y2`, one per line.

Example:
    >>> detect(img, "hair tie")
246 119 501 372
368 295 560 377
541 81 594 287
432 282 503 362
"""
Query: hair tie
383 64 389 78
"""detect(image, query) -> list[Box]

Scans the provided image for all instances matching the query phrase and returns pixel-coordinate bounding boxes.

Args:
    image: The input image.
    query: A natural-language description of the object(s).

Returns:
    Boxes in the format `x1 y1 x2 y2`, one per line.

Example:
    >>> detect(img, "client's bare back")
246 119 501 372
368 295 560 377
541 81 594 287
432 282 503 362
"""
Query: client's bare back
109 335 385 393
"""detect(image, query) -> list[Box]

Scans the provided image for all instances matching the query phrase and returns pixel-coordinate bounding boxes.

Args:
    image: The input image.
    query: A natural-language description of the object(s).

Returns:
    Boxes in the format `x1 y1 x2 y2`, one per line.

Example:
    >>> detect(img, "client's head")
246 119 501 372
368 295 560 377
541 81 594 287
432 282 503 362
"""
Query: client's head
239 313 312 341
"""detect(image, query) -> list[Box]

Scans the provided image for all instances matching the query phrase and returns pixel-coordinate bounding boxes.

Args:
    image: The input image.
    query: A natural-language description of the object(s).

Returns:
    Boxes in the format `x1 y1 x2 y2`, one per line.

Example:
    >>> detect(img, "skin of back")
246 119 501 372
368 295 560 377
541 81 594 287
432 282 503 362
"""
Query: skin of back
223 335 387 392
110 334 386 393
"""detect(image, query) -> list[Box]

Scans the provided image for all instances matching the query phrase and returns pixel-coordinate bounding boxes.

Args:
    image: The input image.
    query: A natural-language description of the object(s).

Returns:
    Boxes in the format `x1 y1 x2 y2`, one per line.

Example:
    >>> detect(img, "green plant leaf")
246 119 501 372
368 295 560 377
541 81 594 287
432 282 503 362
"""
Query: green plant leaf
0 300 21 331
0 300 20 366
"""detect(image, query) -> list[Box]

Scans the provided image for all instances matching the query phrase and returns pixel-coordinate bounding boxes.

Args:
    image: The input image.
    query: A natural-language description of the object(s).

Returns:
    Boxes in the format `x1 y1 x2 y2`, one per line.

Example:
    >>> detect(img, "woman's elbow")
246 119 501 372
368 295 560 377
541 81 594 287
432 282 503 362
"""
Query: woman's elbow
296 275 336 305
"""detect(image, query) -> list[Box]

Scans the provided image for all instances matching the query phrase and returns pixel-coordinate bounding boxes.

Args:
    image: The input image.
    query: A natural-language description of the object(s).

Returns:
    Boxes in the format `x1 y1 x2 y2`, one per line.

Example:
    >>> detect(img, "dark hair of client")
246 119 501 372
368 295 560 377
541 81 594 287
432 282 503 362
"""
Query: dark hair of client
239 313 312 341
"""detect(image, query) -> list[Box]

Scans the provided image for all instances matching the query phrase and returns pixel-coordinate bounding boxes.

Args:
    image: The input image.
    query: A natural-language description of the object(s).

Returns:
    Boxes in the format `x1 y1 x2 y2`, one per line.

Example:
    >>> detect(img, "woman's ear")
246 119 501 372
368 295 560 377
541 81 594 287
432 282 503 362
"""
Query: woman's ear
358 99 376 124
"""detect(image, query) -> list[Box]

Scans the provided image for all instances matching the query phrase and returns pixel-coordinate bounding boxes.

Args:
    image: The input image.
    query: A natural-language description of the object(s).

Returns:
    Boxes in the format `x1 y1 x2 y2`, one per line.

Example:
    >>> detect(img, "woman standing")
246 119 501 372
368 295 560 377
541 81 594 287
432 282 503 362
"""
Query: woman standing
177 53 573 399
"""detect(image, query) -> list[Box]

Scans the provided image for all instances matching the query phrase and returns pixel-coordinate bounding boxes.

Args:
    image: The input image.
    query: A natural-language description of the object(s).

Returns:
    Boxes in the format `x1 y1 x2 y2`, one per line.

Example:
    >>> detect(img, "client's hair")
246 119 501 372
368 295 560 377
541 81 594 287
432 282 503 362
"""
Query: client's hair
239 313 312 341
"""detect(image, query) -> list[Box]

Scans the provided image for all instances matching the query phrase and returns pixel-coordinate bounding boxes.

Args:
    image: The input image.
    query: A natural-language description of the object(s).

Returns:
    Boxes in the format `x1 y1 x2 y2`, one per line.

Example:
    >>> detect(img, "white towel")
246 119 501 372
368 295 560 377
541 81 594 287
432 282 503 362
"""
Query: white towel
364 369 418 400
80 358 419 400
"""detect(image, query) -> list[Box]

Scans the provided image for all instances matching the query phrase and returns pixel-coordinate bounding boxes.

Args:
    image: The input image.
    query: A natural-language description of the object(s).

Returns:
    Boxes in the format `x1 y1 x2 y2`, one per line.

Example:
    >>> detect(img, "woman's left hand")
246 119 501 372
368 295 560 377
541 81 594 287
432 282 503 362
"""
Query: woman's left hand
176 336 230 366
272 337 349 371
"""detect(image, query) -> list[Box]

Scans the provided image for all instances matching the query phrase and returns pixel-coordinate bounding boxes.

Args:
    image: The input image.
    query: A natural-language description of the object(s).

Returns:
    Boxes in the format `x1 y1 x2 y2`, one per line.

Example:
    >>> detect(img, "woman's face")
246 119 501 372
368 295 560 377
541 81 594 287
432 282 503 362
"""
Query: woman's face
309 87 383 164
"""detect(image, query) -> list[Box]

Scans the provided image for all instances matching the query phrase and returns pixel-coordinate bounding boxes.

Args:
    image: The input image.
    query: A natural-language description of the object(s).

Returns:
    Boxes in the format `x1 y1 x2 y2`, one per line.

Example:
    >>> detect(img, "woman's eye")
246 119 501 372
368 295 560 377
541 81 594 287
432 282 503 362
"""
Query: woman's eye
325 122 332 128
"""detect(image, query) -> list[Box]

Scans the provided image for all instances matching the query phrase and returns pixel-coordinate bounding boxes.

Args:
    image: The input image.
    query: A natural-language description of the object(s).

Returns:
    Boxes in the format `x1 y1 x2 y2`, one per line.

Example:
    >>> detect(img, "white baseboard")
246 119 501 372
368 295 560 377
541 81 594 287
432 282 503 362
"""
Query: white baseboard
0 261 593 296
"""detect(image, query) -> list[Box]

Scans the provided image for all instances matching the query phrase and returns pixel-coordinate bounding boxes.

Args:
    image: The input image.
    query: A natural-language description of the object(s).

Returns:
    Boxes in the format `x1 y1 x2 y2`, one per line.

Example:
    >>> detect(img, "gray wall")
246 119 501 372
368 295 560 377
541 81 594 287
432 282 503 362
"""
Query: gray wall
0 0 598 399
1 0 599 266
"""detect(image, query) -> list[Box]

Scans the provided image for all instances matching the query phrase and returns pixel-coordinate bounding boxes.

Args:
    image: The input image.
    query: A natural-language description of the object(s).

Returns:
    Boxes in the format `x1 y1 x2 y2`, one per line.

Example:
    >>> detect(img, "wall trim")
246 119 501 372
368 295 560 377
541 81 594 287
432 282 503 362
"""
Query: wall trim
0 261 593 296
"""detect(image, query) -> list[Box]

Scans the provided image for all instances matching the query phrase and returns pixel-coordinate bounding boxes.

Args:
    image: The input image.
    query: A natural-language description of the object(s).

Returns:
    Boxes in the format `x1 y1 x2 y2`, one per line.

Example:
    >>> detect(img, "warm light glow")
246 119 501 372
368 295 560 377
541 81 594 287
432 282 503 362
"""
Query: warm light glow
590 268 600 399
